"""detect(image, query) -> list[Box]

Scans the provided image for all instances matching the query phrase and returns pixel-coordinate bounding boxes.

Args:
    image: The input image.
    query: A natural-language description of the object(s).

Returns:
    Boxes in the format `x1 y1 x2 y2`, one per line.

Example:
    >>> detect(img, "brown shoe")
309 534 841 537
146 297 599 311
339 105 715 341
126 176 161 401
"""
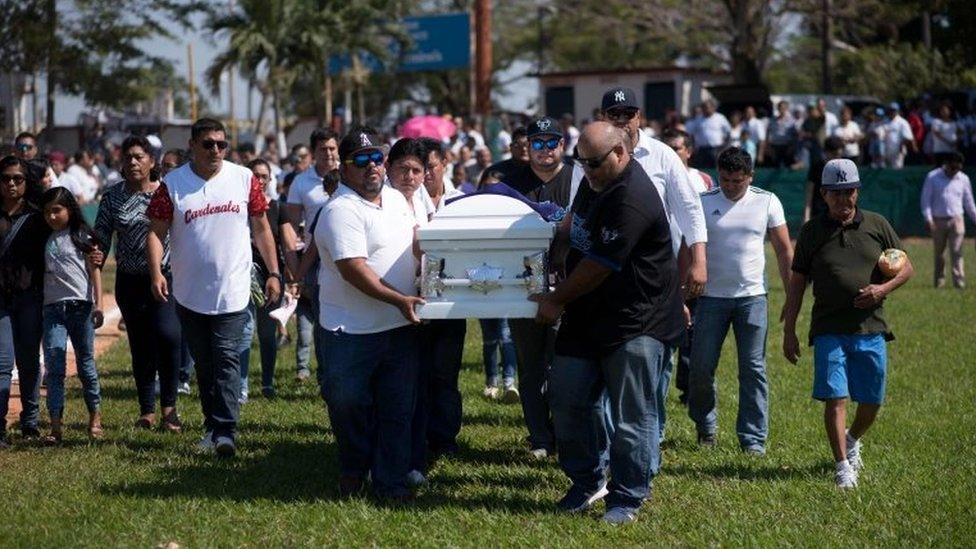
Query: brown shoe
160 408 182 433
43 419 63 446
134 413 155 430
88 411 104 440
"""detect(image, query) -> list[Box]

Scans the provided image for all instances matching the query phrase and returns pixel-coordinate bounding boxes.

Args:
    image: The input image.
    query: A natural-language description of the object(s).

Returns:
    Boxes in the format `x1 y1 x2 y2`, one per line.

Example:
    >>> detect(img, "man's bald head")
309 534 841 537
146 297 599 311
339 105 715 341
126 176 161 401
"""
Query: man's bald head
576 121 629 190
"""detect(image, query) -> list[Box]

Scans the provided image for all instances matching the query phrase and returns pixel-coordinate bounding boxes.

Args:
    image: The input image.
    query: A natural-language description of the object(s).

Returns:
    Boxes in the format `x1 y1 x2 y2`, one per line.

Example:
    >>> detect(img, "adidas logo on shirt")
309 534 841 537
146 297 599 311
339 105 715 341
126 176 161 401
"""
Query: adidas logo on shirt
712 209 722 216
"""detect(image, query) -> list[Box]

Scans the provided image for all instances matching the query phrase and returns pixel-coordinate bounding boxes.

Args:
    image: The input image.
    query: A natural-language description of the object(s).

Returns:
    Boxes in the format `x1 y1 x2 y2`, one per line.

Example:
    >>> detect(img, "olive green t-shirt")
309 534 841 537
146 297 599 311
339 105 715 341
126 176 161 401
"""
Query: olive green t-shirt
791 209 901 346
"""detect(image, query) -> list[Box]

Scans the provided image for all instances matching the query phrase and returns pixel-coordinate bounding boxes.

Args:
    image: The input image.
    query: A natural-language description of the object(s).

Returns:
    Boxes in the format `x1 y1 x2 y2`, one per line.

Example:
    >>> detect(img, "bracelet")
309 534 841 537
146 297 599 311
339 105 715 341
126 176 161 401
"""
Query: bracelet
267 272 283 282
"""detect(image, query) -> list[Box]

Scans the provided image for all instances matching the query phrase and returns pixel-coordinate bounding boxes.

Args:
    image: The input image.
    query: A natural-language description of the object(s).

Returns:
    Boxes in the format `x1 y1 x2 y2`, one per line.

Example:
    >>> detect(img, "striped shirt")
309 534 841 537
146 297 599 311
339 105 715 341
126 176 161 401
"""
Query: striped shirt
93 181 170 275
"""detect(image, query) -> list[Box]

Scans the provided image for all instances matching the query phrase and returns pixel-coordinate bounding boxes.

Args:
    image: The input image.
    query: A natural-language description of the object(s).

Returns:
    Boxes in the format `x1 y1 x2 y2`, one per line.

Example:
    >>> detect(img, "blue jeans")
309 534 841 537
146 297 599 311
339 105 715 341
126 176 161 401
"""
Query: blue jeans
550 335 667 510
411 319 466 471
237 305 255 396
176 303 248 440
479 318 517 385
318 325 418 497
509 318 556 452
42 300 101 418
688 295 769 448
0 289 44 432
240 302 280 391
295 295 316 374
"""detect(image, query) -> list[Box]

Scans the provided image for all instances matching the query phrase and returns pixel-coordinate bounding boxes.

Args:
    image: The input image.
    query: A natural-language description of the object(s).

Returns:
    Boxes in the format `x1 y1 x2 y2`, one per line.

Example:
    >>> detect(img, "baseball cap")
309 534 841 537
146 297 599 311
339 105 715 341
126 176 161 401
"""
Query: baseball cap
601 87 638 111
887 101 900 111
338 128 384 162
821 158 861 190
526 117 562 139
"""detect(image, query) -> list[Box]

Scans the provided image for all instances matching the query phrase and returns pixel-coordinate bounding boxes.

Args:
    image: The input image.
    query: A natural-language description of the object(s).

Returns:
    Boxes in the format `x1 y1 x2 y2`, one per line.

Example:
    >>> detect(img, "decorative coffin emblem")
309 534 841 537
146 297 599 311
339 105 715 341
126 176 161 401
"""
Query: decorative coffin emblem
467 264 504 294
420 254 445 297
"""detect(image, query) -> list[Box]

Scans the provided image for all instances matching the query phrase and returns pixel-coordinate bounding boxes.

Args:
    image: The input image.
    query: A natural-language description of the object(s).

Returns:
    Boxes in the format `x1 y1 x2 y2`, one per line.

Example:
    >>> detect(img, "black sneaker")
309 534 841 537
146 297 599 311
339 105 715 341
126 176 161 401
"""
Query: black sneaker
21 426 41 440
0 433 10 449
697 432 717 447
556 482 609 513
338 474 366 498
261 386 277 399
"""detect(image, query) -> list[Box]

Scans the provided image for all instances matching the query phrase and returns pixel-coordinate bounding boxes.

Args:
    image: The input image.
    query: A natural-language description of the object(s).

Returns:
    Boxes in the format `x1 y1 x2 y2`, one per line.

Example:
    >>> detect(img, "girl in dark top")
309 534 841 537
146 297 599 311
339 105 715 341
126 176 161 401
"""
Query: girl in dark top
0 155 49 446
93 136 183 432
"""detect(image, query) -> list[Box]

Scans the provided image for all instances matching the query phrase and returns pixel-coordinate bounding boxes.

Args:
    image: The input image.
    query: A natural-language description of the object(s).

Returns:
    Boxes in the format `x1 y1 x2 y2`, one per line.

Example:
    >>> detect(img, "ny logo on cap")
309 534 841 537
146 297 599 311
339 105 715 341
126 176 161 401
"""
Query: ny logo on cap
537 119 551 131
614 90 626 103
835 170 847 183
359 134 372 147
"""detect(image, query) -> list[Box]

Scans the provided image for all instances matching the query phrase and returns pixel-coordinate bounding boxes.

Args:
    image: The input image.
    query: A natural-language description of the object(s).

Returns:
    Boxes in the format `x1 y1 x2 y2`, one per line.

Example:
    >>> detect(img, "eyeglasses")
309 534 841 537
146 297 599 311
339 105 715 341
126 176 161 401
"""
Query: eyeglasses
15 143 35 151
0 174 26 185
530 138 561 151
604 108 639 122
573 148 615 170
345 150 385 168
200 139 230 151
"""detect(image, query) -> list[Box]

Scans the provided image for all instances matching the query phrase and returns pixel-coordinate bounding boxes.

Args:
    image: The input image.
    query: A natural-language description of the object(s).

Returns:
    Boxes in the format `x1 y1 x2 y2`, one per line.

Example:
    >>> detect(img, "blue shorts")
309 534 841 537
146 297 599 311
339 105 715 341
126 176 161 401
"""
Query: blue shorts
812 334 887 404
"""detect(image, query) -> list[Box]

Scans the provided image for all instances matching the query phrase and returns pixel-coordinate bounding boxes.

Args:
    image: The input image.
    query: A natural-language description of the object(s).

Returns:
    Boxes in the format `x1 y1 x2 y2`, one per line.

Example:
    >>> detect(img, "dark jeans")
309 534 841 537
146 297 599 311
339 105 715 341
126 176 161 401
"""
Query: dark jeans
318 325 418 497
509 318 556 452
768 143 795 168
411 319 466 471
550 335 668 511
675 299 698 401
240 302 279 390
116 272 181 414
176 303 248 440
0 289 43 433
480 318 517 385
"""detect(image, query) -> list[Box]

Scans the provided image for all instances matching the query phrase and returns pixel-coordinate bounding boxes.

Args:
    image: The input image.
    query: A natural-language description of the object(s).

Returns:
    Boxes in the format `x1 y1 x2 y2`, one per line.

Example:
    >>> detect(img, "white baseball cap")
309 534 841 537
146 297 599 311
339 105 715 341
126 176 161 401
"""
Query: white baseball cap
821 158 861 190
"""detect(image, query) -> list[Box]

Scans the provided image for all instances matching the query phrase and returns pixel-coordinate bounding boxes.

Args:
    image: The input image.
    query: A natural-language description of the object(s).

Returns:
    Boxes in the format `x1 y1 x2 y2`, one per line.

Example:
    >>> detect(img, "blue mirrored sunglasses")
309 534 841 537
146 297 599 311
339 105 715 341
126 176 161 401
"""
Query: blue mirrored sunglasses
530 138 561 151
346 150 385 168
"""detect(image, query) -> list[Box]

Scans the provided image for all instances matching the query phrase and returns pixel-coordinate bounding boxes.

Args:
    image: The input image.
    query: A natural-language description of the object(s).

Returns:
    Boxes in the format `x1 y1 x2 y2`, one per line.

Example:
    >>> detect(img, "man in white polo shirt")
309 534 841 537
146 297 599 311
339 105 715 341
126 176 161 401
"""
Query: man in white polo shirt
692 100 732 169
688 147 793 455
315 127 425 501
147 118 281 458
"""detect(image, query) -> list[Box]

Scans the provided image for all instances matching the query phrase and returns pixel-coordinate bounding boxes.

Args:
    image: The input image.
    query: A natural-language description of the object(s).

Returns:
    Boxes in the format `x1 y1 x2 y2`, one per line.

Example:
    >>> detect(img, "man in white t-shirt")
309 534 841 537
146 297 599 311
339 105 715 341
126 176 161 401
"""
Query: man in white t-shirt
688 147 793 454
147 118 281 457
283 128 340 383
692 100 731 169
315 128 425 501
65 150 101 204
818 98 839 137
882 103 916 168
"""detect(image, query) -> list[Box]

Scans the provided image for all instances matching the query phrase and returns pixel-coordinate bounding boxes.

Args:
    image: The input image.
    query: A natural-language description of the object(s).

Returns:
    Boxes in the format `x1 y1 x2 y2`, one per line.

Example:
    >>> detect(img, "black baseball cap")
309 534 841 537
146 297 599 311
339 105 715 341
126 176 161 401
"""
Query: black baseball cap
526 117 562 139
338 128 384 162
601 87 638 111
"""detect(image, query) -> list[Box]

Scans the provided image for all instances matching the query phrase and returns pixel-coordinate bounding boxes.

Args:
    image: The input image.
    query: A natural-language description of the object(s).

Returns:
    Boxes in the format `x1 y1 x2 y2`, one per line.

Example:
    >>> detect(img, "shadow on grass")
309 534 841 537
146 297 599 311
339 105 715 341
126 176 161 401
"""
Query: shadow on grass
666 461 831 481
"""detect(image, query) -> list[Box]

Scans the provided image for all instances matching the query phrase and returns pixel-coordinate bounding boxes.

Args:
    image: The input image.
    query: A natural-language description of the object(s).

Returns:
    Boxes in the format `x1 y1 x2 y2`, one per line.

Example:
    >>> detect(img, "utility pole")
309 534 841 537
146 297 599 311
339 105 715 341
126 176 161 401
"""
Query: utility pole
44 0 56 143
188 43 198 121
821 0 832 94
474 0 492 118
228 0 237 146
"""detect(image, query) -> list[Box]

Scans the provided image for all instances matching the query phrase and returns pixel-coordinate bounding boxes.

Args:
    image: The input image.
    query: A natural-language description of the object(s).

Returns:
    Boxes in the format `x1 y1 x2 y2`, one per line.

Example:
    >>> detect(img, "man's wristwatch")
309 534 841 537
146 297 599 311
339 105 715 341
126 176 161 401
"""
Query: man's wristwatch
267 272 283 282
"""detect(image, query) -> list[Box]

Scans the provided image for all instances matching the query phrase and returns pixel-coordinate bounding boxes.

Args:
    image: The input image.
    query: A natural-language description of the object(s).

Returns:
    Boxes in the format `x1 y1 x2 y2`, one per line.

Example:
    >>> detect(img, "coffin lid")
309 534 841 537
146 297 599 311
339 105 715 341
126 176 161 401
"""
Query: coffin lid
418 194 554 240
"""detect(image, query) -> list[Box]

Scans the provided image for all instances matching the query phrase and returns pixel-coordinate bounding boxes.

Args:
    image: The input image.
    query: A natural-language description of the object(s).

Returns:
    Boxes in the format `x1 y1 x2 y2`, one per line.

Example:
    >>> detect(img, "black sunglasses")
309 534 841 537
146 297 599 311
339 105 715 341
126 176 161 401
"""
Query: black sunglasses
605 108 639 122
345 150 385 168
0 174 26 185
573 148 615 170
530 138 561 151
200 139 230 151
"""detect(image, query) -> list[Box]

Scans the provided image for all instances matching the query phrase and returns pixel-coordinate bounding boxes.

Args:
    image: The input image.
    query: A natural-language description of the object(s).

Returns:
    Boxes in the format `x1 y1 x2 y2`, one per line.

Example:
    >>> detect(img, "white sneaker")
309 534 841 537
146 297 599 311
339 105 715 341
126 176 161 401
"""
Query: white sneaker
501 381 520 404
406 469 427 488
528 448 549 460
197 431 215 453
177 382 191 395
846 431 863 472
835 461 858 489
483 386 500 399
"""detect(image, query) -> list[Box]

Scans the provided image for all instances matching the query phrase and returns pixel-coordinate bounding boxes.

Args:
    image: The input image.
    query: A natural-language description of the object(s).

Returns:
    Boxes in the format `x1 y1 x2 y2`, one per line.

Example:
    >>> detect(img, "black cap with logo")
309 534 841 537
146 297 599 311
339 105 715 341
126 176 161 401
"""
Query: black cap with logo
526 117 562 139
601 87 639 111
338 128 384 162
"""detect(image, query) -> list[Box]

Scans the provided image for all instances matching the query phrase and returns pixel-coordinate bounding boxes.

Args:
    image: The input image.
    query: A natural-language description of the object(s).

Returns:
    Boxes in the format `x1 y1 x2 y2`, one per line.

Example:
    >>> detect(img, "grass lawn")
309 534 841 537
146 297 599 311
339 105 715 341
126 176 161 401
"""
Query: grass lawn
1 240 974 547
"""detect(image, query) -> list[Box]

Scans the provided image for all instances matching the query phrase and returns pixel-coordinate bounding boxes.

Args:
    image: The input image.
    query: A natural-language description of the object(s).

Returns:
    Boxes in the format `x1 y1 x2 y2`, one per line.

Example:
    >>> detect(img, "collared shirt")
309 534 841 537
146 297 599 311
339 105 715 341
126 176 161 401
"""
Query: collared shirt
315 183 417 334
570 130 707 253
94 181 170 275
287 165 331 230
792 209 900 345
920 167 976 223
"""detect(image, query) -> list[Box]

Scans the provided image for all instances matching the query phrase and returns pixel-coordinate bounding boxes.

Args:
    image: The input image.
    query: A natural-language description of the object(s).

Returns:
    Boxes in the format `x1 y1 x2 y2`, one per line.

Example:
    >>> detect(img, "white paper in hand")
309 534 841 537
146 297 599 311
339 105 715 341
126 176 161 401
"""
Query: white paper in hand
268 292 299 330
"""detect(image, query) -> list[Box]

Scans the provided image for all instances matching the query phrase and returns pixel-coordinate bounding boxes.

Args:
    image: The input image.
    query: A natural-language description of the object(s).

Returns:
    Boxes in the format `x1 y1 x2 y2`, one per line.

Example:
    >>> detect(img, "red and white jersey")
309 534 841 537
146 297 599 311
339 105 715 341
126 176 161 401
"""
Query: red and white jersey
148 161 268 314
688 168 714 194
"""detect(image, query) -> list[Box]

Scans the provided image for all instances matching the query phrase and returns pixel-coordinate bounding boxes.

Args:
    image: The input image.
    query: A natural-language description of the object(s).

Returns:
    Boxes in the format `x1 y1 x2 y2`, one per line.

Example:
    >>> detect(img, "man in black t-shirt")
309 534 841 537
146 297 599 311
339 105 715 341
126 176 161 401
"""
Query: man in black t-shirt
486 126 529 183
506 117 577 459
531 121 683 524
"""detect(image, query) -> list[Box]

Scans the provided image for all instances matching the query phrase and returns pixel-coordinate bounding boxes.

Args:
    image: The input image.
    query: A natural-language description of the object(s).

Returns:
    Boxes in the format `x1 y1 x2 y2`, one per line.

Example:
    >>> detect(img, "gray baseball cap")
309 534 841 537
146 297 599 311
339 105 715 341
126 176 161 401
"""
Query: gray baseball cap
821 158 861 190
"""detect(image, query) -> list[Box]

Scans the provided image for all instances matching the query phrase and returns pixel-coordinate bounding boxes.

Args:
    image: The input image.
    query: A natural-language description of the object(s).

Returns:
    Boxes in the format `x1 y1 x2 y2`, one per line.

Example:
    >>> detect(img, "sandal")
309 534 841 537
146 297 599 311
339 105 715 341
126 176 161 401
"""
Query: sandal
88 411 104 440
134 413 155 430
160 409 182 433
43 419 63 446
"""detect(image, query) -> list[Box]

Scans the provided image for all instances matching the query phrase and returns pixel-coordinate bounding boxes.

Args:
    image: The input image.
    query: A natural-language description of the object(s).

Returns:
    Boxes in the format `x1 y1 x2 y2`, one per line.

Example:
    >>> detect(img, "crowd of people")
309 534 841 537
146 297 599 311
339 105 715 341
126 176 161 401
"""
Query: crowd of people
4 82 970 525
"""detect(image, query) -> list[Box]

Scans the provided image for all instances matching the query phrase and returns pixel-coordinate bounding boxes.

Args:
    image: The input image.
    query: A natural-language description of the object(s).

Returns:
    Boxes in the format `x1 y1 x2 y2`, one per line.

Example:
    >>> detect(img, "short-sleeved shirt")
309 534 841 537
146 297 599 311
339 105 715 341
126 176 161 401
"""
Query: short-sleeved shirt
556 159 684 359
488 158 529 185
287 166 331 230
700 187 786 298
507 162 574 208
94 182 170 276
43 229 91 305
806 159 829 218
791 209 901 345
147 161 268 315
0 205 50 300
882 116 914 154
315 183 417 334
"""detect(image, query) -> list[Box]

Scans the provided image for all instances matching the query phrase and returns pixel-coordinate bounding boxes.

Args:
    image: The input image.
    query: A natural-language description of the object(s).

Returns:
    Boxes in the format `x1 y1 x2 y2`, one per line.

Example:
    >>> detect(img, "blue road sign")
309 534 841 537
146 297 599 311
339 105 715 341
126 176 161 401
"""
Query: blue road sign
330 12 471 74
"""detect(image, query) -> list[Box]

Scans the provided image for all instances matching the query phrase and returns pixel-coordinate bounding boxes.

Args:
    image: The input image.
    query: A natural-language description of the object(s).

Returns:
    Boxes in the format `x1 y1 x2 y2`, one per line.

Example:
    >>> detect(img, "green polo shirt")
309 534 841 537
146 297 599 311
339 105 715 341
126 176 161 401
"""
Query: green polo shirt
792 209 901 346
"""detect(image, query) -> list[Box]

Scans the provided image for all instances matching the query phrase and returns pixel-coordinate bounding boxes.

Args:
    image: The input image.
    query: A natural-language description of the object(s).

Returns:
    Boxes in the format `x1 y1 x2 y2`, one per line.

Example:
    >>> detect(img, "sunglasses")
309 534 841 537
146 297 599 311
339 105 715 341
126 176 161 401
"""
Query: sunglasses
200 139 230 151
16 143 35 151
0 174 26 185
605 108 639 122
530 138 561 151
573 148 615 170
345 150 385 168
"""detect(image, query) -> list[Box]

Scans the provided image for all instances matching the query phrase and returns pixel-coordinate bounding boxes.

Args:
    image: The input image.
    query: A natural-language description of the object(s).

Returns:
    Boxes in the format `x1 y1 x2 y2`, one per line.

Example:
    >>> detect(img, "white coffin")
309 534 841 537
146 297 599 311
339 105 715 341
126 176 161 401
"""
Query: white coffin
417 194 554 319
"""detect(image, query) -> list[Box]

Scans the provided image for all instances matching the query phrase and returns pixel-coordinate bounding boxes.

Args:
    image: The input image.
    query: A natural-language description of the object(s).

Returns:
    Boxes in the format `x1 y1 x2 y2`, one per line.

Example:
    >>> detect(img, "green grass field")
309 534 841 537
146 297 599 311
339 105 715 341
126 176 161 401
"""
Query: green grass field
1 240 975 547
